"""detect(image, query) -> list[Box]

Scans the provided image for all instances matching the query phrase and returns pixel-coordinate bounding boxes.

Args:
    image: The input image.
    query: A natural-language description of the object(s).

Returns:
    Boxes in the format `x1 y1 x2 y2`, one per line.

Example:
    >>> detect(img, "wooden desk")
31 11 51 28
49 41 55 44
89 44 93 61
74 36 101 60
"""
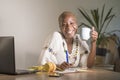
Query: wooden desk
0 68 120 80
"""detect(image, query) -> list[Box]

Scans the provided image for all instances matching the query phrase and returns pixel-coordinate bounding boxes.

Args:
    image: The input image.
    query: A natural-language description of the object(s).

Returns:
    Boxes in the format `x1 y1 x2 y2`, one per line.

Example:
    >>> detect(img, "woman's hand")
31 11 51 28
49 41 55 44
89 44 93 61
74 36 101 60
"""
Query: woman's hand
91 27 98 42
57 62 72 70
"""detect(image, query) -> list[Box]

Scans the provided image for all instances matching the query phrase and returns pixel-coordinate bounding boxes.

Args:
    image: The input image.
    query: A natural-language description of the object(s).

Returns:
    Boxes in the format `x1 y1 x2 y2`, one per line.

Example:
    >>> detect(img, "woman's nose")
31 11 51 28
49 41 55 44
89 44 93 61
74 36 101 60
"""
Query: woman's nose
66 23 72 29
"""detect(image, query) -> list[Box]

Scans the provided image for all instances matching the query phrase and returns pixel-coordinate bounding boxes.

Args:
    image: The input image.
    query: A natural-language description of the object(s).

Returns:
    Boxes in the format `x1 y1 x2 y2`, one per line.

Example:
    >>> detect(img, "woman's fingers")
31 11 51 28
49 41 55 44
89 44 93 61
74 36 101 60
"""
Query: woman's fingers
91 27 98 41
60 62 71 70
92 27 94 31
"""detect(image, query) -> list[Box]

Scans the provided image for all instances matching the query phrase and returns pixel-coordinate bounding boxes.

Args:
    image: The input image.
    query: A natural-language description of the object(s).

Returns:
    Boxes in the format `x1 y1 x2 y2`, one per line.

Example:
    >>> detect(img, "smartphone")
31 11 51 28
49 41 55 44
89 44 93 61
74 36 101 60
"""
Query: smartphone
48 73 63 77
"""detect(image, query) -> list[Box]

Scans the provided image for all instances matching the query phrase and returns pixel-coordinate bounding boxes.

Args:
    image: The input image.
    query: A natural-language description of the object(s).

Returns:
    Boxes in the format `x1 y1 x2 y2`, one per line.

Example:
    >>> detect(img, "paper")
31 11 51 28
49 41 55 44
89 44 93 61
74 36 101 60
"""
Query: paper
55 68 87 74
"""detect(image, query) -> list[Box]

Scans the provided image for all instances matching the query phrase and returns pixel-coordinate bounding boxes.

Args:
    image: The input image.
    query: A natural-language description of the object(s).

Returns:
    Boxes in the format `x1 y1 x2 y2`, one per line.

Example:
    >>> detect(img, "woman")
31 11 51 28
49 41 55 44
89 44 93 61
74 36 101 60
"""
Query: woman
38 11 98 70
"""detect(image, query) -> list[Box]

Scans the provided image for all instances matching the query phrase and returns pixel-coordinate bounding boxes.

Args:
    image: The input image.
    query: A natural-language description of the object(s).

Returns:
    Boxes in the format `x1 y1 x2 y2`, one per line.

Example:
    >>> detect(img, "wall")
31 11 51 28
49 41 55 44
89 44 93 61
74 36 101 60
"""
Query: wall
0 0 120 69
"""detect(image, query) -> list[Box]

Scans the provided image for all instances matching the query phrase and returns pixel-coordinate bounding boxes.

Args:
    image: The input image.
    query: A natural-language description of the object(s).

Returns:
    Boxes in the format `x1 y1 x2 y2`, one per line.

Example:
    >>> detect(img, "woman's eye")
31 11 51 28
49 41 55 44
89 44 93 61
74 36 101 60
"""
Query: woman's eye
62 23 66 26
70 23 73 25
70 22 75 25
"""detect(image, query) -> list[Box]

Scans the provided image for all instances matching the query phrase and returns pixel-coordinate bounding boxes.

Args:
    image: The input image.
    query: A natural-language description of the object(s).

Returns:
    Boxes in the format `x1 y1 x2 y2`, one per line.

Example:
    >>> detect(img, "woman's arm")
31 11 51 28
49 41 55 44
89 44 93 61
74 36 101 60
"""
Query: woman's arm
87 41 96 68
38 32 64 65
87 27 98 68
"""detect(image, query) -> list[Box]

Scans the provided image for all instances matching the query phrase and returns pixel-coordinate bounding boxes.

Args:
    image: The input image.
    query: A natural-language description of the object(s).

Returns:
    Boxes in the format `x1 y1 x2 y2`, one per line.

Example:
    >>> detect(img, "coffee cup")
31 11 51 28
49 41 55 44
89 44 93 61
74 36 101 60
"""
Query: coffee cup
80 27 91 41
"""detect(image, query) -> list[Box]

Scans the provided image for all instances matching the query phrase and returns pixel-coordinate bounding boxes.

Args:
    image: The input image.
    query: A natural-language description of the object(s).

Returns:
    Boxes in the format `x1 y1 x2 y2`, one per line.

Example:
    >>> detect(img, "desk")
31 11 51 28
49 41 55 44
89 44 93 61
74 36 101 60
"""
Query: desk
0 68 120 80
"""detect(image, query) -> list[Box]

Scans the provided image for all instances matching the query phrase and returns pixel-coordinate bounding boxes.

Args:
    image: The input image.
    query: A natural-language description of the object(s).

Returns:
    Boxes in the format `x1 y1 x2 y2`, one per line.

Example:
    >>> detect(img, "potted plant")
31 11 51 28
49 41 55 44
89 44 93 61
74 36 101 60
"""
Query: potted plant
117 38 120 58
78 4 120 65
113 34 120 72
115 34 120 58
78 4 120 48
117 39 120 58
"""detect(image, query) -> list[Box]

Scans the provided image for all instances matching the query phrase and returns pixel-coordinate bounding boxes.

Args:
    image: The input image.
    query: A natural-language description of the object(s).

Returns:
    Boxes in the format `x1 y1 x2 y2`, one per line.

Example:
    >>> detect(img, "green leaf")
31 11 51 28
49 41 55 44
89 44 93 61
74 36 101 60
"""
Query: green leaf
100 4 105 27
103 15 115 32
78 8 95 27
78 22 91 28
100 8 113 31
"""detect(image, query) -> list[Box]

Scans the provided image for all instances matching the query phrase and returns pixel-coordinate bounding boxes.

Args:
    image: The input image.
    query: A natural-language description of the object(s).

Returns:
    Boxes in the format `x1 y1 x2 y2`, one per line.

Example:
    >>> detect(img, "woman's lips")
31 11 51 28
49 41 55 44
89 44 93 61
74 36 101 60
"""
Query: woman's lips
66 30 73 34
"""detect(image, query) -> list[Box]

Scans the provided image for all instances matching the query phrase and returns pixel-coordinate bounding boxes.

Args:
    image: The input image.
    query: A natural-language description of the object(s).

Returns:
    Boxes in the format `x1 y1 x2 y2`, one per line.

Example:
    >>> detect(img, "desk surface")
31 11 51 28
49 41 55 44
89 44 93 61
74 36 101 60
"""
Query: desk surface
0 68 120 80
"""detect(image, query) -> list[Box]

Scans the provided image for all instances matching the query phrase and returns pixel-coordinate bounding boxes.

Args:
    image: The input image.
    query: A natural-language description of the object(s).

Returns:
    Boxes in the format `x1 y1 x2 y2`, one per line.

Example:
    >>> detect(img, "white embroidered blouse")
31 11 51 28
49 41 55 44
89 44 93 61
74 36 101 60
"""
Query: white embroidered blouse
38 31 90 68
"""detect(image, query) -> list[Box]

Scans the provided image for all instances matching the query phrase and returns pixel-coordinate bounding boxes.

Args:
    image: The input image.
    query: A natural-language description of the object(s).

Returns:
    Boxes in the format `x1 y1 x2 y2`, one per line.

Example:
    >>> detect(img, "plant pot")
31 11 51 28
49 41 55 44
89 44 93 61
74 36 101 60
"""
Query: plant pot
96 47 107 56
95 47 107 65
114 59 120 72
118 46 120 58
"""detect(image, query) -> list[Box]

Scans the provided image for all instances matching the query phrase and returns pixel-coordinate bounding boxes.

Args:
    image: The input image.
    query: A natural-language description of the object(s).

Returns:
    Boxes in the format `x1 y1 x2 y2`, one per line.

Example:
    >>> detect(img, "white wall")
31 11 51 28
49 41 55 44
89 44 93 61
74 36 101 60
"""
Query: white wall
0 0 120 69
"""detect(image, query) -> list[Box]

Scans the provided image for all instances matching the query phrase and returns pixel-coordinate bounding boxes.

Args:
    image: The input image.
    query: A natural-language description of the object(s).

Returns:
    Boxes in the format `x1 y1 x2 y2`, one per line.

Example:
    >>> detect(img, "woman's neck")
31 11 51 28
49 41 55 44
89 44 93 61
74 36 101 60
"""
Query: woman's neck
65 38 73 44
65 38 73 54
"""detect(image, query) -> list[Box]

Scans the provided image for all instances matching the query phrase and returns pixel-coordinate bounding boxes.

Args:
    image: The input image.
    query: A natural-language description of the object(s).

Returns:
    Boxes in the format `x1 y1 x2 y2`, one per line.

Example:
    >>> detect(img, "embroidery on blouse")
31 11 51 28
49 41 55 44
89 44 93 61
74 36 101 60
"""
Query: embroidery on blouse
48 47 56 55
63 35 79 64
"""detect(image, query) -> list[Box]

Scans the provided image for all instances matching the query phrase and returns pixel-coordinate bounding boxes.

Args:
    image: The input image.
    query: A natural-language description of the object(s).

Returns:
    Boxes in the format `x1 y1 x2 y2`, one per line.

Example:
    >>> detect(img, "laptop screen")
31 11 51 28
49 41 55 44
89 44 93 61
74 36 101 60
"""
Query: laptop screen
0 36 16 74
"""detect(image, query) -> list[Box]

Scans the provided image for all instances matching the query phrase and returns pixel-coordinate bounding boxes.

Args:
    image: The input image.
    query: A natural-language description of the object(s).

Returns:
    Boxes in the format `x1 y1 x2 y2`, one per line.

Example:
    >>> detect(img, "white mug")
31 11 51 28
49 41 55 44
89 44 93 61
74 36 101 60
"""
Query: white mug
80 27 91 41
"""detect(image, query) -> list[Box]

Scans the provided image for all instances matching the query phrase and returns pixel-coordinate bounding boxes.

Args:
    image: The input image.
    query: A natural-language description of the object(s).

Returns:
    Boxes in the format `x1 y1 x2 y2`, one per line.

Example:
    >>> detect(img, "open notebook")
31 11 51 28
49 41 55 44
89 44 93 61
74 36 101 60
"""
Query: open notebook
0 36 37 75
55 67 88 74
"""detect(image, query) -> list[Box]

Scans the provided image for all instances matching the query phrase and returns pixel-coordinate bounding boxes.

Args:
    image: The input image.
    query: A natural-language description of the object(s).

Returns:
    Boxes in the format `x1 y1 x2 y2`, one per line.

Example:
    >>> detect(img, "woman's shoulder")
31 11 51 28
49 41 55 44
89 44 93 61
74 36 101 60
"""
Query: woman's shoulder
53 31 62 36
75 33 88 44
75 33 82 40
52 31 63 39
43 31 63 47
45 31 63 43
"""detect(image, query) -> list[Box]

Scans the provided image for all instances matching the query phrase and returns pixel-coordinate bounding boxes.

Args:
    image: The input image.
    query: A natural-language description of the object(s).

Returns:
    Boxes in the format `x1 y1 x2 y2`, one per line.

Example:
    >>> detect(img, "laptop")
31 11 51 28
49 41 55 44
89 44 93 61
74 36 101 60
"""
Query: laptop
0 36 38 75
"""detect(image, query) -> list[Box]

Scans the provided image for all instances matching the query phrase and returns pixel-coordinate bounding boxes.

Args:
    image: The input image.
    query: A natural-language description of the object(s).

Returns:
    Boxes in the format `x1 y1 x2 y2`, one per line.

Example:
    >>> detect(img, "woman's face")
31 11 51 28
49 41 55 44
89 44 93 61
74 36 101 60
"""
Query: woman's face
60 15 78 39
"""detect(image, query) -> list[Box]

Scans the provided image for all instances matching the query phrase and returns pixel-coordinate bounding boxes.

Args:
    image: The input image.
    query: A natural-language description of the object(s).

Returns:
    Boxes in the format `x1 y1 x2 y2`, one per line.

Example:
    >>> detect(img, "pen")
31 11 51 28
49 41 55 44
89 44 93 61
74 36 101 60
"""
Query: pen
66 50 69 63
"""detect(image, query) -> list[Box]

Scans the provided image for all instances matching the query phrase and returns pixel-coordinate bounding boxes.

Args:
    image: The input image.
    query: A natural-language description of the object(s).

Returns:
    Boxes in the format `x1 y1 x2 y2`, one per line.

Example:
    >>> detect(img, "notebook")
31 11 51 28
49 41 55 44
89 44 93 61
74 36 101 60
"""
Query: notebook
0 36 37 75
